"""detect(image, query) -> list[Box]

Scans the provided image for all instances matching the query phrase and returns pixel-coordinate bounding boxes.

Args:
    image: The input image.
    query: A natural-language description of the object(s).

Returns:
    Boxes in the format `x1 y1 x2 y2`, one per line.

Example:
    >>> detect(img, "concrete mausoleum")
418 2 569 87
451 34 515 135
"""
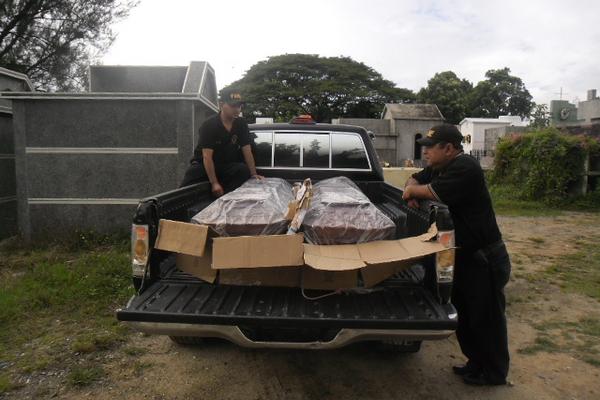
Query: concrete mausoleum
1 62 218 240
333 103 444 167
0 67 33 239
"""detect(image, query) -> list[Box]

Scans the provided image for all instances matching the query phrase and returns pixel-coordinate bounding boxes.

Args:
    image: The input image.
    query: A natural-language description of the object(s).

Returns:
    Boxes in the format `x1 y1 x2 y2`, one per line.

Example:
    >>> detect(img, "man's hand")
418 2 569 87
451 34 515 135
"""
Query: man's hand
211 182 224 197
402 185 422 208
406 198 420 208
402 185 413 201
252 174 265 180
402 183 436 205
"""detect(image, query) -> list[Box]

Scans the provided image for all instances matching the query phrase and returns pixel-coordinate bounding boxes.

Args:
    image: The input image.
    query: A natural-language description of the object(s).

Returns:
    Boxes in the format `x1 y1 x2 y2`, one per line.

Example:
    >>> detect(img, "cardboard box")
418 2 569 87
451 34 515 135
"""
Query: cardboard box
154 219 447 290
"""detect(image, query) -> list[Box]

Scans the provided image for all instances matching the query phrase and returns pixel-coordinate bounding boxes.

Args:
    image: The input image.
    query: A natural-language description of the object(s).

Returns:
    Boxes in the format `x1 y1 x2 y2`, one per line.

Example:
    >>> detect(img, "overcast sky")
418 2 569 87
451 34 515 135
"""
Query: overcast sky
102 0 600 105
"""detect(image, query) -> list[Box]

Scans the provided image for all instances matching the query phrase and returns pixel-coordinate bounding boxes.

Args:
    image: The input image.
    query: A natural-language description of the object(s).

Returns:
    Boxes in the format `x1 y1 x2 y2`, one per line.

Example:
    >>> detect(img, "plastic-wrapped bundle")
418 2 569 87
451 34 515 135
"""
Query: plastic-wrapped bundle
192 178 293 236
302 176 396 244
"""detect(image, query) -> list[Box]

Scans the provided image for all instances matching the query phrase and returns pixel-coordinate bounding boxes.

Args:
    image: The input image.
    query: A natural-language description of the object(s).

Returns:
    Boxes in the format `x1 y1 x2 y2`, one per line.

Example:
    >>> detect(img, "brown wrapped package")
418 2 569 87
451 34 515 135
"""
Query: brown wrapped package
191 178 294 236
302 176 396 244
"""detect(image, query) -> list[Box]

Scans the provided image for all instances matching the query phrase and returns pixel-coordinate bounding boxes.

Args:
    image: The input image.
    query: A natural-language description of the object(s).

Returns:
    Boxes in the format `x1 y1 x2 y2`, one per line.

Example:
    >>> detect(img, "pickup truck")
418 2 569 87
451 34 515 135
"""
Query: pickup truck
116 120 457 351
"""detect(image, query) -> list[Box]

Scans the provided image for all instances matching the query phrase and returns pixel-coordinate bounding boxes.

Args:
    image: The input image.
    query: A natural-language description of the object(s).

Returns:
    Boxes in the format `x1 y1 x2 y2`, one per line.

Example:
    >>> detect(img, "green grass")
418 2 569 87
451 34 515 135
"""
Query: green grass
520 318 600 367
67 365 105 387
489 185 562 217
545 241 600 301
122 346 148 356
0 236 134 392
489 184 600 217
0 373 17 394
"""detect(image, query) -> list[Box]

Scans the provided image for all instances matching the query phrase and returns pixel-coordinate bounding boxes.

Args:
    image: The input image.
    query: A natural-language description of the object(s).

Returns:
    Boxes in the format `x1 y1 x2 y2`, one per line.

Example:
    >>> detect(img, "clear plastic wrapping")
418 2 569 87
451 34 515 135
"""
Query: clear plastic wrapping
191 178 294 236
301 176 396 244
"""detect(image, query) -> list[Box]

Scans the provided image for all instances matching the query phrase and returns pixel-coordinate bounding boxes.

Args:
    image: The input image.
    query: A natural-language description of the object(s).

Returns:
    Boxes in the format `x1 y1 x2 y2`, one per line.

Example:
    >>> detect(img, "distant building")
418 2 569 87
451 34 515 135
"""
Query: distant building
334 103 444 167
459 116 527 154
550 89 600 127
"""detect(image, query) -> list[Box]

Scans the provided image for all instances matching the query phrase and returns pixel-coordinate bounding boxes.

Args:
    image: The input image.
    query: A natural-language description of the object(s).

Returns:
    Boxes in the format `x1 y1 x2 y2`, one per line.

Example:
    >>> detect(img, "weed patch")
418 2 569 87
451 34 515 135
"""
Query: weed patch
545 241 600 301
0 239 133 388
67 365 105 387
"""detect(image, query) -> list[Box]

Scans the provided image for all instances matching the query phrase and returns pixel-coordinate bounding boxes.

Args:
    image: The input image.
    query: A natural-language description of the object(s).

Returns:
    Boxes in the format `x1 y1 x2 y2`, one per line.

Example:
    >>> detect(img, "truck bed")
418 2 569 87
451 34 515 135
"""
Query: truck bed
118 179 457 345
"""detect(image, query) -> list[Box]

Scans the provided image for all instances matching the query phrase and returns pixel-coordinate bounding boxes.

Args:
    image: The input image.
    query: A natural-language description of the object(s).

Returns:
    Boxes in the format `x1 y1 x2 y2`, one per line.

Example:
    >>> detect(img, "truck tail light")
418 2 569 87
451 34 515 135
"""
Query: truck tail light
435 209 455 283
131 224 149 277
436 248 455 283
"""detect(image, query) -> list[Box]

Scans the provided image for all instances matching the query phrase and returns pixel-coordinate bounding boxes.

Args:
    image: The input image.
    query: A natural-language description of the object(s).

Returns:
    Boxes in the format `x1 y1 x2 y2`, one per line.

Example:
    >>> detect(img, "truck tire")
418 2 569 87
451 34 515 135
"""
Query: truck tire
169 336 204 345
377 339 422 353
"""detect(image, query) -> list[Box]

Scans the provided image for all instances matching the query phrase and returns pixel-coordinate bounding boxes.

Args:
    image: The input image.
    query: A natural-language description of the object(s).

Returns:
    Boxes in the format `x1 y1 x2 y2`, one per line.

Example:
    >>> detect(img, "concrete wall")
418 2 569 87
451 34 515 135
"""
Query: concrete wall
89 66 188 93
460 120 510 153
0 68 32 239
484 126 528 153
0 111 17 239
9 95 216 239
394 119 441 167
578 99 600 124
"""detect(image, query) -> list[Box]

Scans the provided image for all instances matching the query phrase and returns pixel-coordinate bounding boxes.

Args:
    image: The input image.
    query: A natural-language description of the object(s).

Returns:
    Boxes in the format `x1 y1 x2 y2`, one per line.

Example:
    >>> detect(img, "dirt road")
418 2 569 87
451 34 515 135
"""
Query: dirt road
6 213 600 400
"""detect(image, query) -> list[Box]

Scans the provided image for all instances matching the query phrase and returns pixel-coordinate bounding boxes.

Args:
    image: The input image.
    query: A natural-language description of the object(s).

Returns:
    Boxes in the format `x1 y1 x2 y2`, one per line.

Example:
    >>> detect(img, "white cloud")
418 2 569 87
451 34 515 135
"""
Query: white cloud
103 0 600 105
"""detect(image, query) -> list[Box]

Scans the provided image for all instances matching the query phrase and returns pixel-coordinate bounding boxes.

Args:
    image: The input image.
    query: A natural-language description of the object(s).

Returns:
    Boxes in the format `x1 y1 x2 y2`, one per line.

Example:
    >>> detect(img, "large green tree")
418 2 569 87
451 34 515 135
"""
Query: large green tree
0 0 137 91
468 67 533 118
223 54 415 123
417 71 472 124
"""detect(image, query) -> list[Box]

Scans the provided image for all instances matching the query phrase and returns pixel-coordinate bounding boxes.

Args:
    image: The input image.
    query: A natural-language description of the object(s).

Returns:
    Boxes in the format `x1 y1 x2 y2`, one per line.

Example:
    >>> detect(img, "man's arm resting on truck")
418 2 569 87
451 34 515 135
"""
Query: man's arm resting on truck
403 177 437 208
241 145 264 179
202 148 224 197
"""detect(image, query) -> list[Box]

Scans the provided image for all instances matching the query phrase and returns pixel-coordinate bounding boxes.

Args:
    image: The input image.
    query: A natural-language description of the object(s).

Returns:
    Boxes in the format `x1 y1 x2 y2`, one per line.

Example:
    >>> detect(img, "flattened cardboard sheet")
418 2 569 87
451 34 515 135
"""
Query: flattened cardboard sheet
155 219 215 257
176 249 217 283
212 233 304 269
303 244 365 271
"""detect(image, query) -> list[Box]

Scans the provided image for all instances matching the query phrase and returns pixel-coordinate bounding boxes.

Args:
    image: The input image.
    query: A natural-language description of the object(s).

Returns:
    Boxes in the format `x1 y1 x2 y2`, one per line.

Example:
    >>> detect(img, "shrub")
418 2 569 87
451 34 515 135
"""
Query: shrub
492 128 599 203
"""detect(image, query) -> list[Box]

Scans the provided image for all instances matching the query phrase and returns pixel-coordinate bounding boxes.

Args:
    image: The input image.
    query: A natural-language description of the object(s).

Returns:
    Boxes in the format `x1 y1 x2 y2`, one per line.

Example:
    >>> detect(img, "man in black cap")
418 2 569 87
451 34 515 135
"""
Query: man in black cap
180 88 262 196
402 124 511 386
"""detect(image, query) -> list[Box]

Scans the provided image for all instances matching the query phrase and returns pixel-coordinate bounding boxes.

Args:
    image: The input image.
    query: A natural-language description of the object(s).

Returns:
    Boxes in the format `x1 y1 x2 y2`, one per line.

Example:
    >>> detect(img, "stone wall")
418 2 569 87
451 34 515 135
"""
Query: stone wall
9 94 216 240
0 111 17 239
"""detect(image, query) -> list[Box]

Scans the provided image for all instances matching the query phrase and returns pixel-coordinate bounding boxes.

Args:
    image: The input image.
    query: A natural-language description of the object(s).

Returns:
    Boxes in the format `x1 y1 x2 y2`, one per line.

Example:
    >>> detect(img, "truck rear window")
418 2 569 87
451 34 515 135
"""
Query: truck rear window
331 133 369 169
251 131 370 170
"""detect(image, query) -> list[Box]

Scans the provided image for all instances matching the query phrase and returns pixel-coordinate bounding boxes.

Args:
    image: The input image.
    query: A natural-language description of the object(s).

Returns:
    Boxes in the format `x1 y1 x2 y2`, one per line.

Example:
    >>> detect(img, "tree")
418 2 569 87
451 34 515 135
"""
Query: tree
0 0 138 91
468 67 533 118
417 71 472 124
223 54 415 123
529 103 550 129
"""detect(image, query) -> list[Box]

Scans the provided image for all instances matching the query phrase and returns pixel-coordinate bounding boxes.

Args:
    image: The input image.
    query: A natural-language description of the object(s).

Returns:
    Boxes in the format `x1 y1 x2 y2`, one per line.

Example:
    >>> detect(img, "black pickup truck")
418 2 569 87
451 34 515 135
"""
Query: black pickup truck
116 121 457 351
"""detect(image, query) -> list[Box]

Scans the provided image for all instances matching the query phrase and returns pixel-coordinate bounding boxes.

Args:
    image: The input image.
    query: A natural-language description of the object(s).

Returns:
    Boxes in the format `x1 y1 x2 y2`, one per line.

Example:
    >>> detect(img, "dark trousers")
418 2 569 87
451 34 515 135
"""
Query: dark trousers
452 242 511 383
180 161 250 193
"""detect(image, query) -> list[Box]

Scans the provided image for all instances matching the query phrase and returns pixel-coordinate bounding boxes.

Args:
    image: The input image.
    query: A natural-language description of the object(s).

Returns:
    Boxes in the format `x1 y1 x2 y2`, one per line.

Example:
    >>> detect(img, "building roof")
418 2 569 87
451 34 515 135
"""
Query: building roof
382 103 444 120
0 67 34 91
459 118 512 125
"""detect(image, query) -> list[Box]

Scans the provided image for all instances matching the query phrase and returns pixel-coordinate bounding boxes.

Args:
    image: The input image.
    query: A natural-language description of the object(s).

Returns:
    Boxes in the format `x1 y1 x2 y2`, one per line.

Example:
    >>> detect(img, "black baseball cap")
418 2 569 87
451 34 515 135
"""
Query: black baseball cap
417 124 463 146
219 88 245 105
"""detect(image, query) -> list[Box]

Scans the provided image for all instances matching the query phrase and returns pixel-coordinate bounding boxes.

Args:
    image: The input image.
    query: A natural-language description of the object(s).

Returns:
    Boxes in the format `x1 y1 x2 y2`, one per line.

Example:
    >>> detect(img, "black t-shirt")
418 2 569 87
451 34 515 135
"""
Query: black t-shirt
191 114 251 165
412 154 501 252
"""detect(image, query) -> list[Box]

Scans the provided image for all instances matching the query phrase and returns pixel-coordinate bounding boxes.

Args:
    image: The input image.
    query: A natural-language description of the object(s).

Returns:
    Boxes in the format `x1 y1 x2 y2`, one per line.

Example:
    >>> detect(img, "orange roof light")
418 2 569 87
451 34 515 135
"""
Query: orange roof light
290 115 316 124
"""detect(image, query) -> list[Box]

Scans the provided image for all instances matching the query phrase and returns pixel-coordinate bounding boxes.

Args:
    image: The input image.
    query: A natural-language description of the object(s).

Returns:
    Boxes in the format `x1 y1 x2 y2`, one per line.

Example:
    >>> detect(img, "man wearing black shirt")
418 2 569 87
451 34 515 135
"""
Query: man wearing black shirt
180 89 262 196
403 124 511 386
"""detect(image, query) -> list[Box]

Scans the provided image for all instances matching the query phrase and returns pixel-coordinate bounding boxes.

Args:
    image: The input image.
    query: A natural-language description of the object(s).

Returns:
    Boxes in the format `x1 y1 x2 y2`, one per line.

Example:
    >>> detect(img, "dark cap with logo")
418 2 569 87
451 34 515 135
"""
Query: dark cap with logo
219 88 244 105
417 124 463 146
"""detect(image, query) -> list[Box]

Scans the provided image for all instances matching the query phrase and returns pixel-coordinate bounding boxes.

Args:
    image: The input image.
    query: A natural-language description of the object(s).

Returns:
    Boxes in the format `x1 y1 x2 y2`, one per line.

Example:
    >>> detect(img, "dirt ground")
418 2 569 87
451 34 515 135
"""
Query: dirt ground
5 212 600 400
